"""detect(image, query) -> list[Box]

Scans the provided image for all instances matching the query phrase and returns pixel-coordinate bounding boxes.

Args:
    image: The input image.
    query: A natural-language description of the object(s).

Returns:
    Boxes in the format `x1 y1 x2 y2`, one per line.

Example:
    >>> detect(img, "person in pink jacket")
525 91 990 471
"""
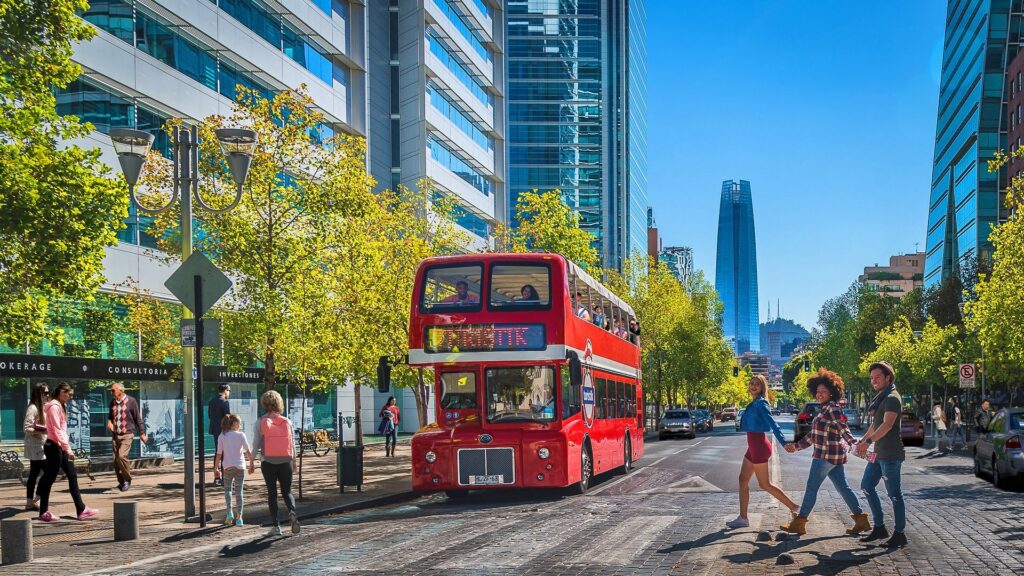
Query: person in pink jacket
36 383 98 522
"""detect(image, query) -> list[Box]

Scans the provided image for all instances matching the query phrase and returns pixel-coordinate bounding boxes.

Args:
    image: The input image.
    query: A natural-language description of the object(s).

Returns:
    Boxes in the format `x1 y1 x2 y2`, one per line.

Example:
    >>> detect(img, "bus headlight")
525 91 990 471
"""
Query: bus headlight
538 447 550 459
425 451 437 463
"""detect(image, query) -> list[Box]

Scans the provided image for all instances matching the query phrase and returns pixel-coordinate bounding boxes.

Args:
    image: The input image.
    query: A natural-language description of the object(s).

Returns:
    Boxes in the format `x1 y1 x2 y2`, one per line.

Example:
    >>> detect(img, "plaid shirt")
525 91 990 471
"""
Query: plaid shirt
795 401 856 464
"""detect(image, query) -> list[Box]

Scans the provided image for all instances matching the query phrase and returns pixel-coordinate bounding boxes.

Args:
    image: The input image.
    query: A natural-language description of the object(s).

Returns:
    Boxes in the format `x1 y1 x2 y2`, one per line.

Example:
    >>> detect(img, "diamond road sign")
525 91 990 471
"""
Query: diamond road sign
164 251 232 318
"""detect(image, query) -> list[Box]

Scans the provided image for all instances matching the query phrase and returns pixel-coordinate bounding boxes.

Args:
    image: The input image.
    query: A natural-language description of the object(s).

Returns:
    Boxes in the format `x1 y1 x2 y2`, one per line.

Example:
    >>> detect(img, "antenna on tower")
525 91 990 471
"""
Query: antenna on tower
914 241 920 253
778 299 781 320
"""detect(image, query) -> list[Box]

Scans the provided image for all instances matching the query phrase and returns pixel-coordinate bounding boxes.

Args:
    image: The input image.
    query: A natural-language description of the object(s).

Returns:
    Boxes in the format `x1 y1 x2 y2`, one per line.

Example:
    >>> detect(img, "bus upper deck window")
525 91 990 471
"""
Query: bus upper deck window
489 264 551 310
421 264 483 312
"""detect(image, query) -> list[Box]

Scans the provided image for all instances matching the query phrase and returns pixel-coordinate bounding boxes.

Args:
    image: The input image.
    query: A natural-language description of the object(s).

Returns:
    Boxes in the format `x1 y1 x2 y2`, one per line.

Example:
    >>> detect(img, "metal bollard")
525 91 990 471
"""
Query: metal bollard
1 518 33 565
114 501 139 541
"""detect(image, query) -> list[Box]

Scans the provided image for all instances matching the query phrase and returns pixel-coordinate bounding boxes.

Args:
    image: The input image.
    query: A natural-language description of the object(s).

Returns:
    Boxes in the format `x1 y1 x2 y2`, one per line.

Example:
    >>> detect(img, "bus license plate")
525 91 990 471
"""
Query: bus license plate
469 474 503 485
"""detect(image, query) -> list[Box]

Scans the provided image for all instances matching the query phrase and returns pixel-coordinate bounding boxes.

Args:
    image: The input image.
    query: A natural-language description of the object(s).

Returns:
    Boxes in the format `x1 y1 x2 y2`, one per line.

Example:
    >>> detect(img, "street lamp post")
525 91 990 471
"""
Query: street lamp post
110 125 256 524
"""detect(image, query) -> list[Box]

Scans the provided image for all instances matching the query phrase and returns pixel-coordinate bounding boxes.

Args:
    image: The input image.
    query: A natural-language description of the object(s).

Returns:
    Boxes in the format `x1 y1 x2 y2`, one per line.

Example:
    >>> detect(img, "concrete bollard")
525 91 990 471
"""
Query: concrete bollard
113 501 139 541
1 518 33 565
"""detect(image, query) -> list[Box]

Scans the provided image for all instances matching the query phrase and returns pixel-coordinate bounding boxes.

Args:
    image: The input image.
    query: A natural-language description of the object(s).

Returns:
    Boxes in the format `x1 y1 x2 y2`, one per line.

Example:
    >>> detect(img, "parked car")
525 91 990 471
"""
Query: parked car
658 409 696 440
770 408 781 416
794 402 821 442
735 408 746 431
973 408 1024 488
720 407 739 421
900 411 925 446
693 409 713 433
843 409 864 430
790 407 801 415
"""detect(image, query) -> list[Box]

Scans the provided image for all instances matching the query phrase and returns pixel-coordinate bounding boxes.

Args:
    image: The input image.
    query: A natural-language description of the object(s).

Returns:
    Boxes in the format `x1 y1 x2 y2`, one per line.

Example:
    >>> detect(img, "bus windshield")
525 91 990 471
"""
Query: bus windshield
485 366 556 423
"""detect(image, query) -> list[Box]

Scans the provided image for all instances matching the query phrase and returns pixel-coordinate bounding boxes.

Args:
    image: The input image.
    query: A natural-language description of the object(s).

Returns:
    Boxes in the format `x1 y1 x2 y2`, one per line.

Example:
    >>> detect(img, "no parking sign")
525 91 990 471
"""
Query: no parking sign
959 363 976 389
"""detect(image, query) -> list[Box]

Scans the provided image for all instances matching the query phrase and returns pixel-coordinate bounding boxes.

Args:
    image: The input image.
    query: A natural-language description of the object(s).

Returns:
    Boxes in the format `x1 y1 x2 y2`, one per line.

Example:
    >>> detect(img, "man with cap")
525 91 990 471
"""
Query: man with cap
854 361 908 548
208 384 231 487
107 382 146 491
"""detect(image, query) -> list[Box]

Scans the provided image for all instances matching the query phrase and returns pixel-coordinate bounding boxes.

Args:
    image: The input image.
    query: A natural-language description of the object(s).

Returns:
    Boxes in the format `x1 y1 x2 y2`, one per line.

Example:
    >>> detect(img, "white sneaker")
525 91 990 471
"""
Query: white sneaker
268 525 282 537
726 516 750 529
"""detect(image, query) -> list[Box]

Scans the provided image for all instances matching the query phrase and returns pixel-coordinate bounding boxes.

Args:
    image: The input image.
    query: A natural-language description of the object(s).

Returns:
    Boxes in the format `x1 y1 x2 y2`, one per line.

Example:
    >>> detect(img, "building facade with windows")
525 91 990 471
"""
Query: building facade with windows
858 252 925 298
506 0 647 271
926 0 1023 286
715 179 759 354
659 246 693 286
368 0 506 245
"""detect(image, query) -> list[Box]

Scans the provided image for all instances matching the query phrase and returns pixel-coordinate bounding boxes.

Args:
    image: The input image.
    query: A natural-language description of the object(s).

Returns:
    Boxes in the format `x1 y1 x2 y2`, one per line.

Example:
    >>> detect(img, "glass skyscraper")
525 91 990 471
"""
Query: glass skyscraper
507 0 647 271
926 0 1022 286
716 180 760 354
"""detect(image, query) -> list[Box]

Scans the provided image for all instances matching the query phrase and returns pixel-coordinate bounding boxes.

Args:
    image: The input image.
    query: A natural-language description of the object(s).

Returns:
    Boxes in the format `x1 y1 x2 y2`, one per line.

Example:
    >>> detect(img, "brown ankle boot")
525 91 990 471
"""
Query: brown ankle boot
780 515 808 535
846 512 871 535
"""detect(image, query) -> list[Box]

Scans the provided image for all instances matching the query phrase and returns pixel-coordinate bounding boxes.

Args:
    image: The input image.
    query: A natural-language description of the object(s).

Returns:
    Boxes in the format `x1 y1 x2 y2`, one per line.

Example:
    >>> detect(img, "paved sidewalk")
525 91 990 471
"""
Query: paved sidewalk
0 441 415 559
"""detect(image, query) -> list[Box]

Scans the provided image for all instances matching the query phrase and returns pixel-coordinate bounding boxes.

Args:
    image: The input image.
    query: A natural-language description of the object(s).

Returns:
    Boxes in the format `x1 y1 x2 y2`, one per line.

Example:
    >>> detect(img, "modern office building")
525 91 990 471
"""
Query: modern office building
1008 47 1024 180
368 0 506 244
506 0 647 271
926 0 1022 286
715 179 760 354
858 252 925 298
759 317 810 369
660 246 693 286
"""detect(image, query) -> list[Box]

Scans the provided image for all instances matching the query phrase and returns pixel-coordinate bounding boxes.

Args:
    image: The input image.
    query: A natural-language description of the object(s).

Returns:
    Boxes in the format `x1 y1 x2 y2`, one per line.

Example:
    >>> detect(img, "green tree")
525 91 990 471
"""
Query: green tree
497 190 601 271
0 0 128 346
146 87 376 390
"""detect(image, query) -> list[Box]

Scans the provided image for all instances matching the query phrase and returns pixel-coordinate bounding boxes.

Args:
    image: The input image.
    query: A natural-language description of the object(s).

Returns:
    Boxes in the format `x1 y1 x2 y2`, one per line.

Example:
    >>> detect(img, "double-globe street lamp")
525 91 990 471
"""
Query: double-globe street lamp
109 124 256 521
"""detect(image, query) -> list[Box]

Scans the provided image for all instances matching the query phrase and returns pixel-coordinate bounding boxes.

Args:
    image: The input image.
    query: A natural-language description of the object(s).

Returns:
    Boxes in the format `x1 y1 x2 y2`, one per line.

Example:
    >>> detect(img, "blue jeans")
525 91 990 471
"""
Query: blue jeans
861 459 905 533
799 458 863 518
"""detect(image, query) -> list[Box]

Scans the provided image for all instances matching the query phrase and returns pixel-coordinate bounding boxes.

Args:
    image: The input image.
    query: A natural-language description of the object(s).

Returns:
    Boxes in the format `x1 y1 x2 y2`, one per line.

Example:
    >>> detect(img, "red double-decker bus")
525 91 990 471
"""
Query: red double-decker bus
406 253 643 496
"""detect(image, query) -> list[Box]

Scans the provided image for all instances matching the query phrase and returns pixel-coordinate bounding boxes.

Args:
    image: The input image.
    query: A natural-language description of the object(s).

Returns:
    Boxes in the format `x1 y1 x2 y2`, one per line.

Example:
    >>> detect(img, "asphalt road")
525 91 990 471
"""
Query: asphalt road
28 416 1023 576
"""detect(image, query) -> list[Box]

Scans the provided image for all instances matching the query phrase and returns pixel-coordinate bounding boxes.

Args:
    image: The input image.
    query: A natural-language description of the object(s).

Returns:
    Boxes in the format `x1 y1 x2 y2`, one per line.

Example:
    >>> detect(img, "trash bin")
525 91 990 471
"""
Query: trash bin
337 444 364 493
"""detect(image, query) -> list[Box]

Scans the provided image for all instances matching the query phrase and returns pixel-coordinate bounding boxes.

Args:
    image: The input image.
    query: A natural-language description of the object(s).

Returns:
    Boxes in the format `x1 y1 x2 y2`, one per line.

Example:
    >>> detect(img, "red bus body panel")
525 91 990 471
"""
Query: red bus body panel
407 254 644 492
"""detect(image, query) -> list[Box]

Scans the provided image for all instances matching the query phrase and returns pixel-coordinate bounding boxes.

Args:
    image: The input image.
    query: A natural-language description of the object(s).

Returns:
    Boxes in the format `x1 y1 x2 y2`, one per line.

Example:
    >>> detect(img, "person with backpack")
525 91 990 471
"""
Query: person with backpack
253 390 299 536
379 396 400 457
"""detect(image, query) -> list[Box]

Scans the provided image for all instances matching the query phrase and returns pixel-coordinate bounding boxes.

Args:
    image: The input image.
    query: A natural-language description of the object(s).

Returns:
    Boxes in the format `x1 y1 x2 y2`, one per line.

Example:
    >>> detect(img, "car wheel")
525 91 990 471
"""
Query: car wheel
993 458 1006 489
570 446 593 495
974 454 983 478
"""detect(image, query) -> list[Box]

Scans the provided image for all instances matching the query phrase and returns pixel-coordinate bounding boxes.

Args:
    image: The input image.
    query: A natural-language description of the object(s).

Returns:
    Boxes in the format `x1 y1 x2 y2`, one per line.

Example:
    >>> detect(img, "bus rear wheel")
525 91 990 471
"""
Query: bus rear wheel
570 446 593 494
619 435 632 474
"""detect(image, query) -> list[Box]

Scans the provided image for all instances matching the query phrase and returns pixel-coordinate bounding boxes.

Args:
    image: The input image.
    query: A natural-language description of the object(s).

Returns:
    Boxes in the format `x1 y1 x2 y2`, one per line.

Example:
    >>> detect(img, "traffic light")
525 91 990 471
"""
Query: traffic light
376 356 391 393
803 358 811 372
732 366 739 377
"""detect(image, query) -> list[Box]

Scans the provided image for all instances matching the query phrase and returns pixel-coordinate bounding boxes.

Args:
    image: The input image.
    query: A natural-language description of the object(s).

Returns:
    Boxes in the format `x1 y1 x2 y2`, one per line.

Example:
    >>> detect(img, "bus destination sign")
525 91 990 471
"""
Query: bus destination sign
425 324 546 353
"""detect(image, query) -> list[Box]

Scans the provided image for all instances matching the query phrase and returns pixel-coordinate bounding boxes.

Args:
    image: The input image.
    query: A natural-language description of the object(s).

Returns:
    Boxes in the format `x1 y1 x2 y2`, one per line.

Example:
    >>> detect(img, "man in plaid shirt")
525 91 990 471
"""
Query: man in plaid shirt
780 369 870 536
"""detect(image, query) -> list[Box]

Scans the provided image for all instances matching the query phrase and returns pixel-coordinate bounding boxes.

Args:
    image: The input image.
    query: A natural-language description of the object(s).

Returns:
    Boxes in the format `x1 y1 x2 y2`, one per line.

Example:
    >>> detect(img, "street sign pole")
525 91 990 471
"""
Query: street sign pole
194 274 207 528
178 126 197 521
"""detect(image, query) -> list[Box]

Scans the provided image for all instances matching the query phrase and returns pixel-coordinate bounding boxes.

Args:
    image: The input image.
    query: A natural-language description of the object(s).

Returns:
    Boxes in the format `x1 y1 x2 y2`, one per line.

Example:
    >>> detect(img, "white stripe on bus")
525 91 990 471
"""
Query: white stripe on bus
408 345 640 379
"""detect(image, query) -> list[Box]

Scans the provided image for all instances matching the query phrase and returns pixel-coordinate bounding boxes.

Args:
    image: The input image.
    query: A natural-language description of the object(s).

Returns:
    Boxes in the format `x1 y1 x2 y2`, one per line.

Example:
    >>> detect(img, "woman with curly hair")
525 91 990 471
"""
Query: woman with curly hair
726 374 799 529
780 368 869 536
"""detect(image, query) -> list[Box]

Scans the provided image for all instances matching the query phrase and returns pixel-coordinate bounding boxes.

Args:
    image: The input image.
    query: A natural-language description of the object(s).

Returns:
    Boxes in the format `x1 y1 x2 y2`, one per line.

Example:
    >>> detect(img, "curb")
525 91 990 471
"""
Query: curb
294 489 422 523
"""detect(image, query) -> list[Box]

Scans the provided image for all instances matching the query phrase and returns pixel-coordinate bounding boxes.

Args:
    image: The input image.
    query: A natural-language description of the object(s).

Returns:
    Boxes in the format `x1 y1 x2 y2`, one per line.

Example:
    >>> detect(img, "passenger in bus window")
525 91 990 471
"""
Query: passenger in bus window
519 284 540 303
441 280 479 305
592 305 604 326
574 292 592 321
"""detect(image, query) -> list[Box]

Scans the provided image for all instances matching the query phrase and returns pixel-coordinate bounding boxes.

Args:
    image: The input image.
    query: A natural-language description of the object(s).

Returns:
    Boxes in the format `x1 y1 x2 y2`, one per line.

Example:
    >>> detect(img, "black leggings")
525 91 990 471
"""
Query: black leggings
261 461 295 525
26 459 45 500
38 441 86 516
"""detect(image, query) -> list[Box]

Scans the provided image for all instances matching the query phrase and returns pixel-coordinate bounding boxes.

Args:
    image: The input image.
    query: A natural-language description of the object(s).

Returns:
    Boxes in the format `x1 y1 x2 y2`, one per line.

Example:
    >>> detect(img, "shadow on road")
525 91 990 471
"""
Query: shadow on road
218 535 275 558
794 547 895 574
161 526 224 543
719 534 846 564
656 528 730 554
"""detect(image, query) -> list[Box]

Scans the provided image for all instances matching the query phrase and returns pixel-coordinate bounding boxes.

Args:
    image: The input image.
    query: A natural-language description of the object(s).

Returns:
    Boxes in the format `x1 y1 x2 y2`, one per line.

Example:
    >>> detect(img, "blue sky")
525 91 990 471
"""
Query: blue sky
645 1 946 330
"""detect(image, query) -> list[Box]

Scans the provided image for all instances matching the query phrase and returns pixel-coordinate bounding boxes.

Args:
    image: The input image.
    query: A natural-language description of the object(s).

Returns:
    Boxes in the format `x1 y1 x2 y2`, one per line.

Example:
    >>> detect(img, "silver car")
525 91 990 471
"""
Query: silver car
658 409 695 440
843 409 864 430
974 408 1024 489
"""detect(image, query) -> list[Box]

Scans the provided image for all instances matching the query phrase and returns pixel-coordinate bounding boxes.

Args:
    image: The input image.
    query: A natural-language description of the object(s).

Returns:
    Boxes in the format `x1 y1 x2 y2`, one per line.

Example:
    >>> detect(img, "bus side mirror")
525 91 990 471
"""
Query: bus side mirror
377 356 391 393
567 351 582 388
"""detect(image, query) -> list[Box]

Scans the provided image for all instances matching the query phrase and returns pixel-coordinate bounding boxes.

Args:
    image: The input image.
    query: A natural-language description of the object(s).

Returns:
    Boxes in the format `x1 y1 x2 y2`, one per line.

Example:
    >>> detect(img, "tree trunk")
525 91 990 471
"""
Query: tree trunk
264 343 277 389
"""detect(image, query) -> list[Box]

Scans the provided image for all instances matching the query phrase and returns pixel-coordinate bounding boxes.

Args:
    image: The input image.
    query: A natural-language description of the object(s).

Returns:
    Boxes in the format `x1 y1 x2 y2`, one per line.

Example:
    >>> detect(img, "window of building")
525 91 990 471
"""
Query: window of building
426 135 492 196
425 31 493 108
432 0 491 63
427 84 493 151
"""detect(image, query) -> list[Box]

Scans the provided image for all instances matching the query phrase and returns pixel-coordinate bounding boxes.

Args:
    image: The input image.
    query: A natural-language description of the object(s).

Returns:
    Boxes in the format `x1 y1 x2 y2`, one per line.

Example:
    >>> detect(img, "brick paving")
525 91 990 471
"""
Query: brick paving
0 439 1020 575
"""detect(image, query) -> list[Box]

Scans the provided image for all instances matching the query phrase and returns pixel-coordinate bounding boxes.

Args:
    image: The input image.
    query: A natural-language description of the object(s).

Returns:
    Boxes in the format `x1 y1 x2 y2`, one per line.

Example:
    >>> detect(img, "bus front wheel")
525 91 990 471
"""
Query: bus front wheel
570 446 593 494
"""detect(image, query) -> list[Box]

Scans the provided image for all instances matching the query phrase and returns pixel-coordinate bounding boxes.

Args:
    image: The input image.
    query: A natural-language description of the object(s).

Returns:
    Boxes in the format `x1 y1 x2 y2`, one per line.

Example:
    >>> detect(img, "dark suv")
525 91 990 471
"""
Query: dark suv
794 402 821 442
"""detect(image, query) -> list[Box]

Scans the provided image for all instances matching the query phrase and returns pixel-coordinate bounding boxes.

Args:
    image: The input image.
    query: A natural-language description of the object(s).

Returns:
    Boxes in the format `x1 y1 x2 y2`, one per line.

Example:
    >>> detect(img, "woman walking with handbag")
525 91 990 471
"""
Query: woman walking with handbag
36 383 99 522
254 390 299 536
23 383 49 511
379 397 399 457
